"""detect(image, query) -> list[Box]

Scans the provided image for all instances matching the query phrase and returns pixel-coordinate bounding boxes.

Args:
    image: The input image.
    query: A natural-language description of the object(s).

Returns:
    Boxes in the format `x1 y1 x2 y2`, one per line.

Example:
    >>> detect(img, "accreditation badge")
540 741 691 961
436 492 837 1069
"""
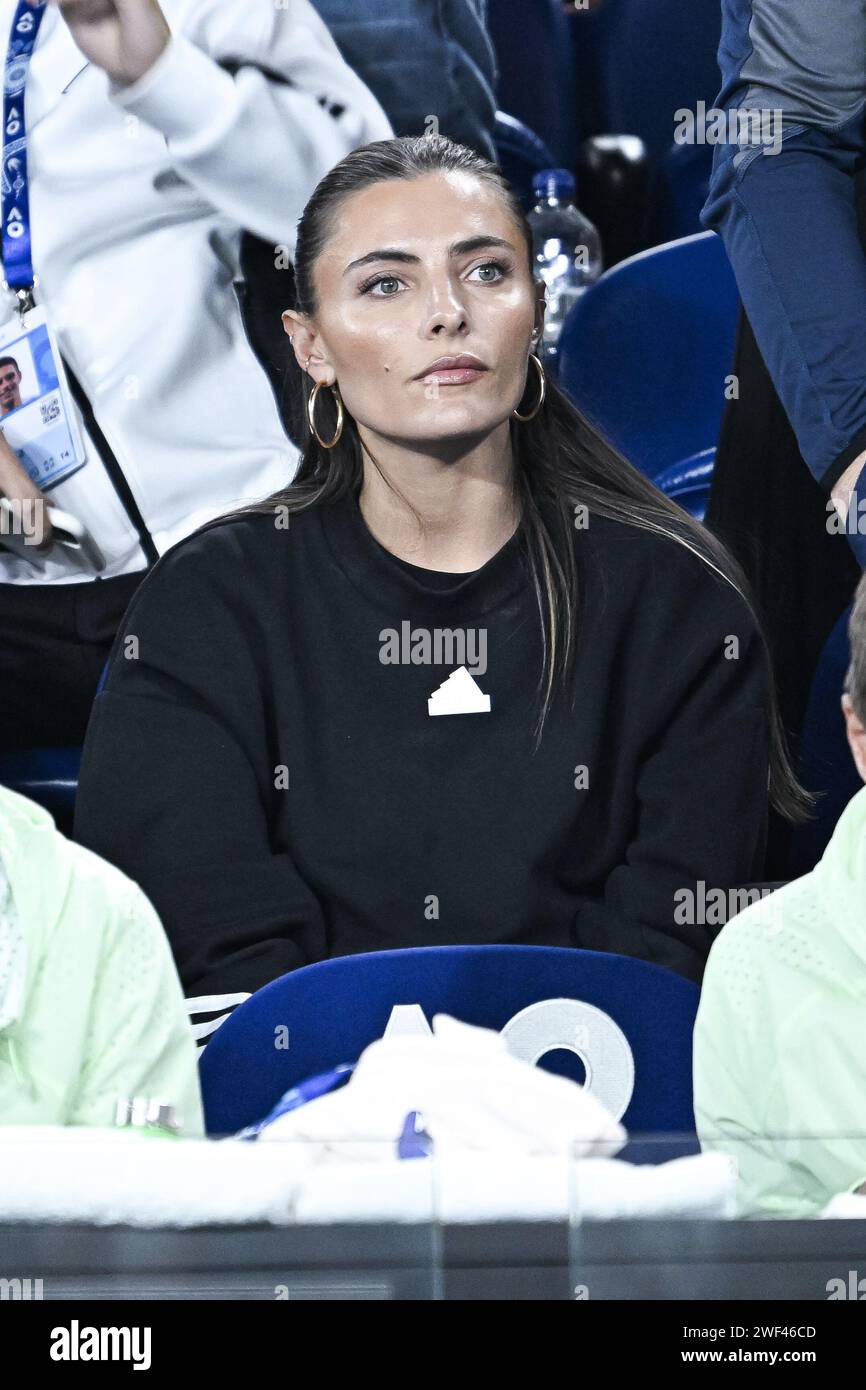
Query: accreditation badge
0 302 86 490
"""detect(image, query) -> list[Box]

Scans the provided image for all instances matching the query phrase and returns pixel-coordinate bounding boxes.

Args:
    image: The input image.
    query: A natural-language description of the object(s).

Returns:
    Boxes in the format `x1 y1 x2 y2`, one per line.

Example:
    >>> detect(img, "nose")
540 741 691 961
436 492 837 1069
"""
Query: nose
423 272 470 337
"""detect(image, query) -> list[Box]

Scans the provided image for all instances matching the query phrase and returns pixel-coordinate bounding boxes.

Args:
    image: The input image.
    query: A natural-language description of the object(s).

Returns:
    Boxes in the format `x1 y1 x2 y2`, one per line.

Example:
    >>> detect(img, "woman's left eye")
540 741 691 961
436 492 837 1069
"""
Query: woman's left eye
470 259 508 282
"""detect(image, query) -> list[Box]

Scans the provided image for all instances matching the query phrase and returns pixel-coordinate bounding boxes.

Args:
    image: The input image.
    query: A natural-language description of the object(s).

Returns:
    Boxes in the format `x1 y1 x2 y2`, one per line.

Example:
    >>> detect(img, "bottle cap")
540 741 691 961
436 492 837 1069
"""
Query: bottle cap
533 168 577 202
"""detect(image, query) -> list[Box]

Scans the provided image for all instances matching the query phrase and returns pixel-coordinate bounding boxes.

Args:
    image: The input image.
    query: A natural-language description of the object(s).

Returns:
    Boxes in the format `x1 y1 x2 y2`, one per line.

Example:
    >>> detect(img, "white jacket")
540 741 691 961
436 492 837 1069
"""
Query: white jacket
0 0 392 584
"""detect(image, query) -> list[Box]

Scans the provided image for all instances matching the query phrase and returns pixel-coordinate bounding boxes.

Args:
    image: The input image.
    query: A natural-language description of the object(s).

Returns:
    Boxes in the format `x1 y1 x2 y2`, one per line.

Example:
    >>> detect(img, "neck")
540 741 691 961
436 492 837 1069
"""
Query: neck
356 421 520 572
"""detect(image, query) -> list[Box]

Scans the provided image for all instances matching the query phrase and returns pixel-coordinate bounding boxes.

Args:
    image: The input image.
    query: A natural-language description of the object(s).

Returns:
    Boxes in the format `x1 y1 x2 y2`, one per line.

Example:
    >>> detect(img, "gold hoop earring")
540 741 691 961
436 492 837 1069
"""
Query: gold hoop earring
308 380 345 448
511 352 546 422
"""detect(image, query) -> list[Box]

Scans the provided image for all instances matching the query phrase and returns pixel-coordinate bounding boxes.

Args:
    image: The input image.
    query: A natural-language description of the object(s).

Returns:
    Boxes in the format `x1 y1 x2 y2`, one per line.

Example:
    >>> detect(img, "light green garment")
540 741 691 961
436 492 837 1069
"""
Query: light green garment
0 786 203 1135
694 782 866 1217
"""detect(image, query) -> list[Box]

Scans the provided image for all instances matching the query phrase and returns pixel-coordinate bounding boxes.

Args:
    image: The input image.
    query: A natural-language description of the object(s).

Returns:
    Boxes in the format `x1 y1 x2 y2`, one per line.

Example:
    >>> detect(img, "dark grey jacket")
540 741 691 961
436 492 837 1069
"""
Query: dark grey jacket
310 0 499 160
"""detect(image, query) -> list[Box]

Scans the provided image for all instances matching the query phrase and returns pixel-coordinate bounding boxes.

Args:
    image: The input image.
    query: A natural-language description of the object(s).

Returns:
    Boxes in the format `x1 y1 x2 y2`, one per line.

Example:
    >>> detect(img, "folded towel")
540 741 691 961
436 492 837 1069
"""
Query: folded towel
0 1129 735 1226
0 1128 316 1227
259 1013 627 1158
290 1151 737 1224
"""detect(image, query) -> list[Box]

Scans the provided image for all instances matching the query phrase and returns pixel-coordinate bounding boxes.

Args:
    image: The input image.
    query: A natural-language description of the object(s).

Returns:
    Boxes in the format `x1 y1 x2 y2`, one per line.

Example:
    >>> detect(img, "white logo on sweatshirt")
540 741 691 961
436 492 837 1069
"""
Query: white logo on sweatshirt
428 666 491 716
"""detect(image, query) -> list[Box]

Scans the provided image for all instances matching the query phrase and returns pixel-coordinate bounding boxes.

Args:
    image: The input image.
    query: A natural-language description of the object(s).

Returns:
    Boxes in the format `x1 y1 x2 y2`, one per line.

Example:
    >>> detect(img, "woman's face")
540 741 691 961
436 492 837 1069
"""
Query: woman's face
283 171 546 448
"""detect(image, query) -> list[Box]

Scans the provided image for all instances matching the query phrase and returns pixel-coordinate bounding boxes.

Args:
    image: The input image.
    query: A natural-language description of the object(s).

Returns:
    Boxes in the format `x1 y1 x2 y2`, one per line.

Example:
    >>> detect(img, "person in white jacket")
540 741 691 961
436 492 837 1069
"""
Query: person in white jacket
0 0 392 751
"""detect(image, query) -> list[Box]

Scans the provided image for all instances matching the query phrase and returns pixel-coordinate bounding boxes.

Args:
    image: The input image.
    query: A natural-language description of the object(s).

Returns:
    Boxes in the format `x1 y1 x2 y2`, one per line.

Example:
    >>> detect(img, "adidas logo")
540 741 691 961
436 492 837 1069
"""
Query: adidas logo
428 666 491 716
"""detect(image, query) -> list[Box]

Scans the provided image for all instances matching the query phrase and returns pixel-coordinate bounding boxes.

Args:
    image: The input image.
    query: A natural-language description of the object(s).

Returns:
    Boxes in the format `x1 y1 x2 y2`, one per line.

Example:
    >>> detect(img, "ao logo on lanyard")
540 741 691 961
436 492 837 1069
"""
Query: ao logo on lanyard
2 0 47 303
0 0 88 501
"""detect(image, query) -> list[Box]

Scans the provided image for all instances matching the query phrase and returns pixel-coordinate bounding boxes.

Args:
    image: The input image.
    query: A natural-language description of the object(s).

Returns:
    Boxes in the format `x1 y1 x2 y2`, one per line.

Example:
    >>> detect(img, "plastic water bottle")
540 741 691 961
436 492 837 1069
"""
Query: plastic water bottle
528 169 602 369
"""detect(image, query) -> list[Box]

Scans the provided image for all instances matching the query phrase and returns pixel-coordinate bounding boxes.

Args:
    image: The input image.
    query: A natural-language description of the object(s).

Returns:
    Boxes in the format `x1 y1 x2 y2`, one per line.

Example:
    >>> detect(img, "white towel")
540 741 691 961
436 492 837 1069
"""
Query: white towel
0 1129 736 1226
0 1128 318 1227
260 1013 627 1158
293 1151 736 1224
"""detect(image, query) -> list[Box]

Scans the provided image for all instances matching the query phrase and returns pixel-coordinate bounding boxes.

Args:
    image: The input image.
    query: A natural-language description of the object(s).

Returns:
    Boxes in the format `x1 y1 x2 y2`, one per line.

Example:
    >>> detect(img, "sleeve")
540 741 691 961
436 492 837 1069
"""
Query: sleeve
692 930 785 1218
321 0 499 160
571 565 770 983
69 879 206 1138
107 0 394 249
73 531 330 1011
695 920 866 1218
761 992 866 1216
701 0 866 490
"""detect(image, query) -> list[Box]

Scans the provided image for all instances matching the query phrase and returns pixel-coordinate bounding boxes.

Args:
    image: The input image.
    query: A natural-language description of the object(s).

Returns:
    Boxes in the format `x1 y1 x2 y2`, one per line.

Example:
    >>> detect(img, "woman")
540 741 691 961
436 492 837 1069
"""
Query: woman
73 135 809 1033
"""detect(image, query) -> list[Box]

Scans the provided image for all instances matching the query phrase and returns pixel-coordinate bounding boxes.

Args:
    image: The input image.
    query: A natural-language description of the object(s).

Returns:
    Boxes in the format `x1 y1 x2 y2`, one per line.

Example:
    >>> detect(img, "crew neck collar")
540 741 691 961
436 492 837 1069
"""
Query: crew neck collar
317 489 528 619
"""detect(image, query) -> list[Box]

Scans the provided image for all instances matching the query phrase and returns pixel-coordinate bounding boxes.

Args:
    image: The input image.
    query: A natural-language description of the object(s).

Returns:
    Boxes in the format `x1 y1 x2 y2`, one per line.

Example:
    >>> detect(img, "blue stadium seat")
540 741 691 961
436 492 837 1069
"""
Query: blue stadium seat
788 606 862 877
486 0 579 169
0 661 108 823
492 110 556 209
557 231 738 490
0 746 81 821
199 943 700 1137
652 449 716 521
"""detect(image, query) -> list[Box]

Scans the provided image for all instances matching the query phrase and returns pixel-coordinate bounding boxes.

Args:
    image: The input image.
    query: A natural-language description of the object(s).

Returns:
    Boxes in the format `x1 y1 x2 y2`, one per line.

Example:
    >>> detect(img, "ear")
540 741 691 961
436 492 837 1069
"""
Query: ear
531 285 546 350
842 693 866 783
281 309 335 385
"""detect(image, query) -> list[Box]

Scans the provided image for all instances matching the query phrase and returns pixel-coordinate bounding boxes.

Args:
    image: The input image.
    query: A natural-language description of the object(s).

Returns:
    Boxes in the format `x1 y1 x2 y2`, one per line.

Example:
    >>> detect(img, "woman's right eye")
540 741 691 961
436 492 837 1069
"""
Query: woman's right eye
359 275 403 297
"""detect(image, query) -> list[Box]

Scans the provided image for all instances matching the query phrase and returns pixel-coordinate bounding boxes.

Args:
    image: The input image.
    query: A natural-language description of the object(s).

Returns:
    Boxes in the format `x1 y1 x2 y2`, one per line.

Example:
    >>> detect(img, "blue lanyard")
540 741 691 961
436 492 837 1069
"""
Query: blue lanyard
1 0 48 309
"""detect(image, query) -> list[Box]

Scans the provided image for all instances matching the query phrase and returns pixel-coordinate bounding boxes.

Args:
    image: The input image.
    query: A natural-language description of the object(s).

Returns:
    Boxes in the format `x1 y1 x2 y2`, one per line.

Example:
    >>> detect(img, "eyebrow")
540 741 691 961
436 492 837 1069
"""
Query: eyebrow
343 235 517 277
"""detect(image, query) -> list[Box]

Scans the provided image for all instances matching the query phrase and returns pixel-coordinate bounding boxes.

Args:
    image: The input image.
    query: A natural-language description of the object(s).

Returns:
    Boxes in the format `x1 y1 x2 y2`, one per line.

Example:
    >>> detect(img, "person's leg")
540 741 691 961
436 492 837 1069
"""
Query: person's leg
706 306 861 876
0 572 144 753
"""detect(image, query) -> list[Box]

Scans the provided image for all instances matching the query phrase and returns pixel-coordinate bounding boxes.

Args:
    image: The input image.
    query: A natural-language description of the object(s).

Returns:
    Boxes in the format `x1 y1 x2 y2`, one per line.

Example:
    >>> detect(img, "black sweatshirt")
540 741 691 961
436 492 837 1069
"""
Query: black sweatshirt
74 491 770 1001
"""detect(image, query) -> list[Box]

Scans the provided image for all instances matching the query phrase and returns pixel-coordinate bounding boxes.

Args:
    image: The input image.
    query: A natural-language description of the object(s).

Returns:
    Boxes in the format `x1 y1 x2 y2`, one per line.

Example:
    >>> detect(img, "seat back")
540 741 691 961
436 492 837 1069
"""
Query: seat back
652 449 715 521
0 747 81 832
199 944 699 1136
493 110 556 208
557 231 738 481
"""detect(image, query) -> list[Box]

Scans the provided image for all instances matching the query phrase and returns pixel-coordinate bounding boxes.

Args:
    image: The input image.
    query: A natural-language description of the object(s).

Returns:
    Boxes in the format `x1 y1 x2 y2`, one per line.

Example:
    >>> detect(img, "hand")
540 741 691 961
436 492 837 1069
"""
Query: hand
0 434 53 550
52 0 171 88
831 450 866 567
830 452 866 526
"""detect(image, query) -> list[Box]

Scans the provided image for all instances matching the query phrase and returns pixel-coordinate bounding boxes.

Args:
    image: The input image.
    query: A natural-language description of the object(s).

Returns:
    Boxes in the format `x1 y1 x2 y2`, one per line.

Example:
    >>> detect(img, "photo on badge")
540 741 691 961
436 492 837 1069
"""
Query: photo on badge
0 304 87 493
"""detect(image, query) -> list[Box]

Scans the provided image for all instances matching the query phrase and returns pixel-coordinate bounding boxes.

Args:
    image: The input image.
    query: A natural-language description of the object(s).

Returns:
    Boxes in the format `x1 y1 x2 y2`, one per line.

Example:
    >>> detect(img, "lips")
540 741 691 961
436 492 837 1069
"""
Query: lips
414 355 488 381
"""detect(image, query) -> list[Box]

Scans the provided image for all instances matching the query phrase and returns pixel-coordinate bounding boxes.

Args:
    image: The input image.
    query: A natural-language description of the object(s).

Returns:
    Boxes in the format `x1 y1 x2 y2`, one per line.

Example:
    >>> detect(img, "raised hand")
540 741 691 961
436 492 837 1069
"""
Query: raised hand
52 0 170 87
